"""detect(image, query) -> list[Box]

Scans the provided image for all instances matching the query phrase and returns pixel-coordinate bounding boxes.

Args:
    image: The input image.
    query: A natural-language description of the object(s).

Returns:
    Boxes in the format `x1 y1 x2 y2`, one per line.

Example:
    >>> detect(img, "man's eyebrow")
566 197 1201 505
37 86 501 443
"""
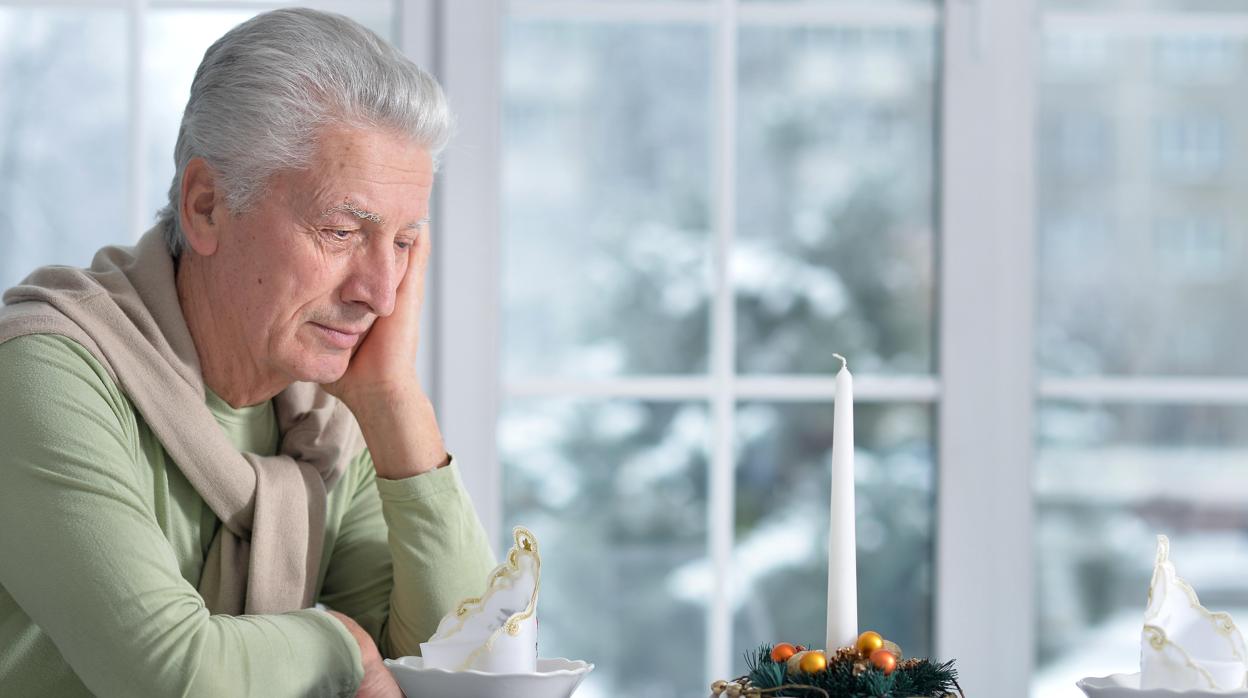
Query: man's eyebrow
320 199 382 223
320 200 429 230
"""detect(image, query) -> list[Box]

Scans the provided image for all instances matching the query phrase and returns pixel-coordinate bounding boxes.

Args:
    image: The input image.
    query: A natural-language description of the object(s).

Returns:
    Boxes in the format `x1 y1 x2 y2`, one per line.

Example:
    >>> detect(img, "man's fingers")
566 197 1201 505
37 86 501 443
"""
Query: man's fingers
399 227 431 304
415 225 432 273
394 230 428 297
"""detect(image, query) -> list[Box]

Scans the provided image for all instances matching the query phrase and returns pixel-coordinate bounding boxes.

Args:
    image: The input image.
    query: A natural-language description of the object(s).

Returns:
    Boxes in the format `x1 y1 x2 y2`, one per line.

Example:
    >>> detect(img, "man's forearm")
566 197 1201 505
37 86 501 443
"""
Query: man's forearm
350 383 449 479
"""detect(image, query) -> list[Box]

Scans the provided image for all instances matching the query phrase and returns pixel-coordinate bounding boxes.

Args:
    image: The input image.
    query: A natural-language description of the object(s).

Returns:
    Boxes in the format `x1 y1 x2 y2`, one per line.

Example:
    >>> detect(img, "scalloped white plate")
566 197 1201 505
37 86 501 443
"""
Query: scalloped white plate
1078 673 1248 697
384 656 593 698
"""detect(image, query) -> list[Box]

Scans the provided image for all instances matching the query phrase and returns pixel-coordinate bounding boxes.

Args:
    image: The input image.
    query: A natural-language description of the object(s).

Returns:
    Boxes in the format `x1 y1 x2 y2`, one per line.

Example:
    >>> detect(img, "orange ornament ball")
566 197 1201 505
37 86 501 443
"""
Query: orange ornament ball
798 650 828 674
770 643 798 663
856 631 884 657
870 648 898 675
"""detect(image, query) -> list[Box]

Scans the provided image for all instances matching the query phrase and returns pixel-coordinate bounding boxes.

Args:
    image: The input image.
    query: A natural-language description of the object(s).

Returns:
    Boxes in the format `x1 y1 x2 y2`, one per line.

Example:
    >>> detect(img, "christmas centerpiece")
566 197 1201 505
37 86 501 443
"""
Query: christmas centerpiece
710 356 963 698
711 632 961 698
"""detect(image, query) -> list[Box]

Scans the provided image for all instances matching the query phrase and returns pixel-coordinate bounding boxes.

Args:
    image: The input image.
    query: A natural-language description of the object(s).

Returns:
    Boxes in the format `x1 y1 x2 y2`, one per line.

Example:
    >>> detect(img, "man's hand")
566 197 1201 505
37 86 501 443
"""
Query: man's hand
324 226 430 409
326 610 402 698
323 227 449 478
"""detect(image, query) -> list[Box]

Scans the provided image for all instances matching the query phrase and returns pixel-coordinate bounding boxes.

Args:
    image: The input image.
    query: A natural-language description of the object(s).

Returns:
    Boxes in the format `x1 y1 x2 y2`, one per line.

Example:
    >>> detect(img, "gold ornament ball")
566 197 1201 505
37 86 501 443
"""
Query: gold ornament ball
798 650 828 674
856 631 885 658
883 640 903 660
770 642 798 663
870 648 898 675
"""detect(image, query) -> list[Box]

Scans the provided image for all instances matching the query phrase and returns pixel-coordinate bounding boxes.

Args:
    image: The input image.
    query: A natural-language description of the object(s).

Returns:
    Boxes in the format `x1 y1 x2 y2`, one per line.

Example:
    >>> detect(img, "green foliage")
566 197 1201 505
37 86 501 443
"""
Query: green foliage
745 646 788 688
743 645 959 698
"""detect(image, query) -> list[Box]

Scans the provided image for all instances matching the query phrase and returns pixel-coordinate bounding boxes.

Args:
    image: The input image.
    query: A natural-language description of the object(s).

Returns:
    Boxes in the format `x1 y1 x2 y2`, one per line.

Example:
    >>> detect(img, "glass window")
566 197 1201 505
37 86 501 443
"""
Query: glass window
1037 30 1248 377
1155 35 1238 84
1044 0 1248 9
1033 402 1248 696
145 10 257 225
732 402 935 661
1153 112 1227 182
745 0 933 4
500 398 710 698
502 21 713 378
144 3 394 229
500 7 941 693
1043 31 1113 79
1035 4 1248 696
0 3 397 293
0 8 128 289
735 25 938 375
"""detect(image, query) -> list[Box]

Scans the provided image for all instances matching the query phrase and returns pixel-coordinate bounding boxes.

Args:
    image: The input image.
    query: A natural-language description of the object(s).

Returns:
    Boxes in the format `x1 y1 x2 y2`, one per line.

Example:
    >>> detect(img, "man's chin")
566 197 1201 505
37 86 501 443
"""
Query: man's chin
288 354 350 385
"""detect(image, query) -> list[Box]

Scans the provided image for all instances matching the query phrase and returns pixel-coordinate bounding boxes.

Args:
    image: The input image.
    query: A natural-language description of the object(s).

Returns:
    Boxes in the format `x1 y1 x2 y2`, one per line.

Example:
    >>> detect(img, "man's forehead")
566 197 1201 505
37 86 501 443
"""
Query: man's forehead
319 198 428 230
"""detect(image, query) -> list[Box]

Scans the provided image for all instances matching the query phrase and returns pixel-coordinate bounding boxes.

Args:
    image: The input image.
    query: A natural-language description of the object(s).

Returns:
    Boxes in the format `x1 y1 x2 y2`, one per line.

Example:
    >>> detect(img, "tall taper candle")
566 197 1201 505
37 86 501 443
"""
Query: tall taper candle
827 353 857 651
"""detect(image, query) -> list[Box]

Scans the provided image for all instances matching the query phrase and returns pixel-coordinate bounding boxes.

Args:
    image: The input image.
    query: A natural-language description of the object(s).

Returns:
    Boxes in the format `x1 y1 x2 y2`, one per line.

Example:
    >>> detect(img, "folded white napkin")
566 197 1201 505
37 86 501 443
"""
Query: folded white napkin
420 527 541 673
1140 535 1248 691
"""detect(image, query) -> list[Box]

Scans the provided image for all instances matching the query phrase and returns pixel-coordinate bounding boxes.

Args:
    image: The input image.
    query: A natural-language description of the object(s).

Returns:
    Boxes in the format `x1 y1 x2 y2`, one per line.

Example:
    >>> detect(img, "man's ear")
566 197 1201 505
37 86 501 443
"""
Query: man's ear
179 157 222 256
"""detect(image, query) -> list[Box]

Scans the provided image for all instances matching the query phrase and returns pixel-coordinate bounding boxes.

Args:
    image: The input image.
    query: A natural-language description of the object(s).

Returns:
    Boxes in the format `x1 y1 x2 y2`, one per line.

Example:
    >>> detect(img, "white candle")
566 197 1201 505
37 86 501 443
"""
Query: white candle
826 353 857 651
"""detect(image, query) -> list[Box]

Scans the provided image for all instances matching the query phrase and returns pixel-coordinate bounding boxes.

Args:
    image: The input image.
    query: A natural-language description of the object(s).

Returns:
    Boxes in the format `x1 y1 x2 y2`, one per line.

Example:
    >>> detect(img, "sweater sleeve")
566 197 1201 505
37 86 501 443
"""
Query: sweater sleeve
0 334 363 697
317 451 497 659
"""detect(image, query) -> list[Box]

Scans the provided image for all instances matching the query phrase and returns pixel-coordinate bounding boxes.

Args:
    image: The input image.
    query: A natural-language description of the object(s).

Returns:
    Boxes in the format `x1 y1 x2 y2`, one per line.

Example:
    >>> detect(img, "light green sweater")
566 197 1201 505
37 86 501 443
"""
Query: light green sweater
0 333 496 696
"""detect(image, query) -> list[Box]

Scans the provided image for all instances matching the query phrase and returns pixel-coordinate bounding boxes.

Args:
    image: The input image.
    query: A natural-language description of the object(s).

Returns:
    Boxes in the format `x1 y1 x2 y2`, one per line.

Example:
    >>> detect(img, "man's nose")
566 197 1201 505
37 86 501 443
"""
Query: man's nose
341 244 398 317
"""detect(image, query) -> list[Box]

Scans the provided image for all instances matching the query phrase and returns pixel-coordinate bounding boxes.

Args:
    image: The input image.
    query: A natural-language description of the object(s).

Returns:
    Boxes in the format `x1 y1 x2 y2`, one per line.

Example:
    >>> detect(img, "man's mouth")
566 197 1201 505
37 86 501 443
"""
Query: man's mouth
310 322 364 350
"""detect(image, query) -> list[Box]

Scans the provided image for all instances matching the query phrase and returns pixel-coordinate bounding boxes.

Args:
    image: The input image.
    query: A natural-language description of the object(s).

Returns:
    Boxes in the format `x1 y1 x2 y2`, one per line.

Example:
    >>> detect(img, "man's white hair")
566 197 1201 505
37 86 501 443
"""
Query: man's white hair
156 7 451 257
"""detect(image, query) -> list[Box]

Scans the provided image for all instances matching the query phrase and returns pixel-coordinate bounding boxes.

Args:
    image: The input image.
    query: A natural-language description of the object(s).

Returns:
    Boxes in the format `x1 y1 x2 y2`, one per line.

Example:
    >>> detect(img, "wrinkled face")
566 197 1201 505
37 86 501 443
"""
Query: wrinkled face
209 126 431 384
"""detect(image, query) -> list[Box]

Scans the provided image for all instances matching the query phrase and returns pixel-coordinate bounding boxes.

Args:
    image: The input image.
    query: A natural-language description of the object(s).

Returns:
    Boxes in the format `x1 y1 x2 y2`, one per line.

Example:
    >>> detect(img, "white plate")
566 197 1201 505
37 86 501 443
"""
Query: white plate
384 656 593 698
1078 673 1248 697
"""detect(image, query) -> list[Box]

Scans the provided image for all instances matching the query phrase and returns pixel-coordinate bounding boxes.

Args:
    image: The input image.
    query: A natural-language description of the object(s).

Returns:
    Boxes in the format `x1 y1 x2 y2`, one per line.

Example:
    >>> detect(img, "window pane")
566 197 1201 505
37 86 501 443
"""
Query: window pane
1033 402 1248 697
735 26 938 375
1044 0 1244 9
145 10 256 226
144 4 395 226
502 21 713 378
732 402 935 667
746 0 931 4
1037 29 1248 376
501 399 710 697
161 0 394 33
0 8 128 289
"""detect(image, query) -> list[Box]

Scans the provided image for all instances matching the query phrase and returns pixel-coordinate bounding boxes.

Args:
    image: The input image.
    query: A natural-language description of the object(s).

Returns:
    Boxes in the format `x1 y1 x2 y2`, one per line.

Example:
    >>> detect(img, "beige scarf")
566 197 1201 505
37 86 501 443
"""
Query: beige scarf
0 226 364 615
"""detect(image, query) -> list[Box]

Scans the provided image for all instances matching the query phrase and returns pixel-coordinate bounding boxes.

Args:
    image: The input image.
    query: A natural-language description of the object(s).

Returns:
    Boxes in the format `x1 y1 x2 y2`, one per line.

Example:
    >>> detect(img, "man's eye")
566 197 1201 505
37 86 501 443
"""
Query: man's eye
395 240 413 251
324 229 353 241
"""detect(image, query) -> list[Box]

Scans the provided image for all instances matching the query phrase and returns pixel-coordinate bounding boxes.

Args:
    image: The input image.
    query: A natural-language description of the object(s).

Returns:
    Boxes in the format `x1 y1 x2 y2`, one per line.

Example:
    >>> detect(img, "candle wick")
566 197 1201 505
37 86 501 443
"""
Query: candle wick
832 353 847 371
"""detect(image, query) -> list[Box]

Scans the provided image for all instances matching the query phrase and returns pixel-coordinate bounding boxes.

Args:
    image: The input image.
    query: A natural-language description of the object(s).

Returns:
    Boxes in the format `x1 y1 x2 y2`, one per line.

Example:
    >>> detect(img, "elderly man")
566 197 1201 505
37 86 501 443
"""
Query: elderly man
0 8 494 697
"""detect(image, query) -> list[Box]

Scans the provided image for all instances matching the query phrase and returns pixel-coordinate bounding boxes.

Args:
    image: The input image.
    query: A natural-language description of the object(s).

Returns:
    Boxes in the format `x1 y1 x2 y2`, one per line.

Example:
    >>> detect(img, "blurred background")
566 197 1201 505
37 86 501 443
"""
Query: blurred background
3 1 1248 696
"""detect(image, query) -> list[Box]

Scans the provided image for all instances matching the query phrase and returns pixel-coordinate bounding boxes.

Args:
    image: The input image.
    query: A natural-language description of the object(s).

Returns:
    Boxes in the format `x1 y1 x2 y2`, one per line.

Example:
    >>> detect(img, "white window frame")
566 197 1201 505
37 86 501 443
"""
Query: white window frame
938 2 1036 696
437 1 1037 695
